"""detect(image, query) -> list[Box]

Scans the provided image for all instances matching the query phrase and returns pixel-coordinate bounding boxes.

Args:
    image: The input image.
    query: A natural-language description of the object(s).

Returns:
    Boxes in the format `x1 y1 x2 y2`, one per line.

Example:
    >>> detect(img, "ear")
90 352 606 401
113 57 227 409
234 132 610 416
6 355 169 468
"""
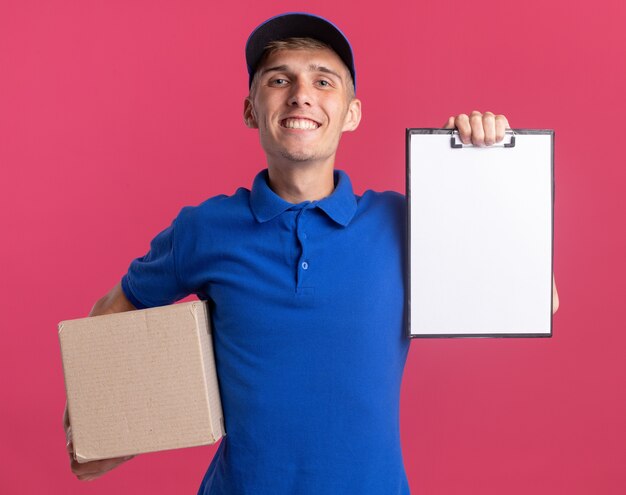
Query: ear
342 98 362 132
243 97 258 128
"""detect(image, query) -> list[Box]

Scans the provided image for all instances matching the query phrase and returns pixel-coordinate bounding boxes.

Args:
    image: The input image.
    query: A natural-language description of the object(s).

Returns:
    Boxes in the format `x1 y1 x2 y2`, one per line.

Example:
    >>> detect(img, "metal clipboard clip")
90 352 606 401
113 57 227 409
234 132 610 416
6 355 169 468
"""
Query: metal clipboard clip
450 129 516 148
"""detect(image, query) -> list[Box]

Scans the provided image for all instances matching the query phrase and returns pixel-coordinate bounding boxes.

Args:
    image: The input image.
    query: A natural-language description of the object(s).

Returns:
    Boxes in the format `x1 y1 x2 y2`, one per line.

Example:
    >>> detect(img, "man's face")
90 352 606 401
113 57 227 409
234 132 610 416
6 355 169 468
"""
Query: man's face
244 47 361 167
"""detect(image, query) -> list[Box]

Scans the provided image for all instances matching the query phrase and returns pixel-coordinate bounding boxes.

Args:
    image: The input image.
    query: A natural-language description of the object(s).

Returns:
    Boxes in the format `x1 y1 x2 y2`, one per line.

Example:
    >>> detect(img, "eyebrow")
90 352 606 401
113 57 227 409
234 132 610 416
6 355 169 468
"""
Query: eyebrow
309 64 343 80
260 64 344 81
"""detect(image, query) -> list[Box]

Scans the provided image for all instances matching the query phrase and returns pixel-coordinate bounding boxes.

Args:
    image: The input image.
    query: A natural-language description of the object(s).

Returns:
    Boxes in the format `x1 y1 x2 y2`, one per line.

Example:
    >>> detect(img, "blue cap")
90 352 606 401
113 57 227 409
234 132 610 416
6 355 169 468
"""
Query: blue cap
245 12 356 91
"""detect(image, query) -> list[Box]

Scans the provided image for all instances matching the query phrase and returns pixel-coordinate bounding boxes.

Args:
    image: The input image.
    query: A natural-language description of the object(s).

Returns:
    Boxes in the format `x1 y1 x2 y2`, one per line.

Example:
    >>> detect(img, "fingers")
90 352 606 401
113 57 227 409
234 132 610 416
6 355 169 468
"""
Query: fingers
495 114 510 142
552 274 560 315
450 111 511 146
64 403 134 482
469 111 487 145
454 114 472 144
482 112 496 145
71 455 135 481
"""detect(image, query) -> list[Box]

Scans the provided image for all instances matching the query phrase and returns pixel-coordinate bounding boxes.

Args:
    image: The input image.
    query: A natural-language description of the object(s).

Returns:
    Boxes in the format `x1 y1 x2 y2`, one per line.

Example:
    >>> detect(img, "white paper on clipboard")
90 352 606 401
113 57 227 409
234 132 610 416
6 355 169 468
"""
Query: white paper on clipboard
406 129 554 338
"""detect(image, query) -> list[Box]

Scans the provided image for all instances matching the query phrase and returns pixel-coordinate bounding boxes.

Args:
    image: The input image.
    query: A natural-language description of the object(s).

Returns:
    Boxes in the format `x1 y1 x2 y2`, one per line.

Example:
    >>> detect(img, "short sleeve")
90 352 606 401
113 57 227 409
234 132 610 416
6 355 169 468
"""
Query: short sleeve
121 214 190 309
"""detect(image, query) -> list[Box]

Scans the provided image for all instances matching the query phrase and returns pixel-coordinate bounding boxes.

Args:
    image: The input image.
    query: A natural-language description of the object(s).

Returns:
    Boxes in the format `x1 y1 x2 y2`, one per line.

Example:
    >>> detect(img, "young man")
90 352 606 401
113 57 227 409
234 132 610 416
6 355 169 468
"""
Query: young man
64 12 559 493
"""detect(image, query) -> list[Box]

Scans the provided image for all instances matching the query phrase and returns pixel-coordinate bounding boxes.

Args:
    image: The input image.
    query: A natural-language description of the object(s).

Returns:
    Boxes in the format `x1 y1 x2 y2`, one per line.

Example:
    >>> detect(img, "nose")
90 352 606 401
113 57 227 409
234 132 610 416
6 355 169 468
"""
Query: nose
287 79 312 107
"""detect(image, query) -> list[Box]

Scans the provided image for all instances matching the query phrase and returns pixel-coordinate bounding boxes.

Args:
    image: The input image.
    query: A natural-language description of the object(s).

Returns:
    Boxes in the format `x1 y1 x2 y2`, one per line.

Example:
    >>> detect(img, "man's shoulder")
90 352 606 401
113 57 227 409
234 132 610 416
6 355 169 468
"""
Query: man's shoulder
349 189 406 232
356 189 406 214
176 187 253 225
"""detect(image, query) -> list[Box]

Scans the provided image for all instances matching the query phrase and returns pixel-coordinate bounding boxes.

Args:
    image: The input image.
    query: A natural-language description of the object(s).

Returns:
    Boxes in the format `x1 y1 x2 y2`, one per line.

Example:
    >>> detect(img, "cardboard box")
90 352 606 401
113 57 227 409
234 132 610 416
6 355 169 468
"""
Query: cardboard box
59 300 225 463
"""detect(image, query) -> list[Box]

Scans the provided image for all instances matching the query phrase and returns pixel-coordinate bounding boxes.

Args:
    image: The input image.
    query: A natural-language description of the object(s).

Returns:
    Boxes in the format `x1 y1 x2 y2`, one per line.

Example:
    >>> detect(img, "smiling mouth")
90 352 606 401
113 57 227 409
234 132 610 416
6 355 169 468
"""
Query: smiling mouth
280 118 320 130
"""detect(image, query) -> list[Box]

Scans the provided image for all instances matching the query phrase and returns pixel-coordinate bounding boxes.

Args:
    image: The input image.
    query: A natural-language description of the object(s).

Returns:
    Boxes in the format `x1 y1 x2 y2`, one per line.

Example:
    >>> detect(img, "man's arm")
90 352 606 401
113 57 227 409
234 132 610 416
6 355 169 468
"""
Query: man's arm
64 282 137 481
87 282 137 316
444 111 560 316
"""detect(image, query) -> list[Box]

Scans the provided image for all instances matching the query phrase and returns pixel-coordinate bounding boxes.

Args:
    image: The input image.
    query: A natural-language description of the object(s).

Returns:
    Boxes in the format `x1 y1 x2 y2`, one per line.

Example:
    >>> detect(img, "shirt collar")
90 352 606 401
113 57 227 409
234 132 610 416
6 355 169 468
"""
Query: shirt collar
250 169 358 227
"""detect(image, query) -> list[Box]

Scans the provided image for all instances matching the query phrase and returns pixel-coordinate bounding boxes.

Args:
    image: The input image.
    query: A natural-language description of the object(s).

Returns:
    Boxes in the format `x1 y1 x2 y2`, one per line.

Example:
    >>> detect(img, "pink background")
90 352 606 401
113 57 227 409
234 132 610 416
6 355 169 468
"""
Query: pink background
1 1 625 493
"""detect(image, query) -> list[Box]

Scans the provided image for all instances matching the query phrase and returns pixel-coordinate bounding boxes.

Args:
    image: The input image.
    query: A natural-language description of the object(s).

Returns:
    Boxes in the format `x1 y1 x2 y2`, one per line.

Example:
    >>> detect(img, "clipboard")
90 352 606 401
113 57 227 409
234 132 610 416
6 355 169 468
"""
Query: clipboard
406 129 554 338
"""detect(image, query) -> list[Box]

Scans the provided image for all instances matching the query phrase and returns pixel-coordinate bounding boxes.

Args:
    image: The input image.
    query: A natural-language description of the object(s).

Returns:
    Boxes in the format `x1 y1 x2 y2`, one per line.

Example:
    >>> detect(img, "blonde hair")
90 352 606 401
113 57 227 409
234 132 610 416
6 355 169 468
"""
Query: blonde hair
249 37 355 99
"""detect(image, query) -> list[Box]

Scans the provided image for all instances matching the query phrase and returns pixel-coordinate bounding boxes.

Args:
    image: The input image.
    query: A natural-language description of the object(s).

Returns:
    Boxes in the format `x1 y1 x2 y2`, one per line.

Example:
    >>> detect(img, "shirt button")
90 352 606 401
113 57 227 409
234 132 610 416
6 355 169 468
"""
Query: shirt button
301 261 309 270
302 233 307 239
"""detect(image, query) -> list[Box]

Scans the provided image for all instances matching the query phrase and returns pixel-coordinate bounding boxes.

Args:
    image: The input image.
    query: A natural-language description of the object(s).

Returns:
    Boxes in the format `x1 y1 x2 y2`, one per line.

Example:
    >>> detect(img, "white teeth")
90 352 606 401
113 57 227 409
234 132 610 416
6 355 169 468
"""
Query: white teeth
282 118 319 129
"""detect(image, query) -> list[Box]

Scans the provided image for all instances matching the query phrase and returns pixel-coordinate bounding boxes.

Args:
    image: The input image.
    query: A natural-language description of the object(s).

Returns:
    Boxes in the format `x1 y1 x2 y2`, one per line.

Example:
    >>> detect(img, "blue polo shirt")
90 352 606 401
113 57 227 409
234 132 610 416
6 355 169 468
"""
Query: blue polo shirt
121 169 410 494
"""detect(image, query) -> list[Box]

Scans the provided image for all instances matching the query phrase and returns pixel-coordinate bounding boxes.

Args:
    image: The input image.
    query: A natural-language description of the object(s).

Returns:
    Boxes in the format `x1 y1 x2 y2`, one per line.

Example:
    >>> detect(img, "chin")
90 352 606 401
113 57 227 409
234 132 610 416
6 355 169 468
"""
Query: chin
279 150 318 162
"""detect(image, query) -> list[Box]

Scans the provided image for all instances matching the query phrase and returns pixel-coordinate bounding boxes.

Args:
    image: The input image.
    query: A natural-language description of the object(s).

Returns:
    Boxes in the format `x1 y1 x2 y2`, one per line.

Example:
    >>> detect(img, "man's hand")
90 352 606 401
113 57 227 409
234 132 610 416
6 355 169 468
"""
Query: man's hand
552 274 560 315
64 282 137 481
444 111 560 316
443 111 510 146
64 403 134 481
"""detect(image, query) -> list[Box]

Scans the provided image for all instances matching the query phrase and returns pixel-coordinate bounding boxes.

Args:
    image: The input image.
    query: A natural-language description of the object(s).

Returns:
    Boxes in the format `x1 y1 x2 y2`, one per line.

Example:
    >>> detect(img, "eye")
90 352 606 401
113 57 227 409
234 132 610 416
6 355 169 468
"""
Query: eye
317 80 331 87
270 78 288 86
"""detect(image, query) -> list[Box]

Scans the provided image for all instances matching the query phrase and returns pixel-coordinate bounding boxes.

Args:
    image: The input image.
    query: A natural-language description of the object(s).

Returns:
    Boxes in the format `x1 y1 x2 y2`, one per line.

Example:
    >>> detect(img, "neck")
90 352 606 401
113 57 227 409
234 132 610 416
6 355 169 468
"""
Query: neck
267 162 335 203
